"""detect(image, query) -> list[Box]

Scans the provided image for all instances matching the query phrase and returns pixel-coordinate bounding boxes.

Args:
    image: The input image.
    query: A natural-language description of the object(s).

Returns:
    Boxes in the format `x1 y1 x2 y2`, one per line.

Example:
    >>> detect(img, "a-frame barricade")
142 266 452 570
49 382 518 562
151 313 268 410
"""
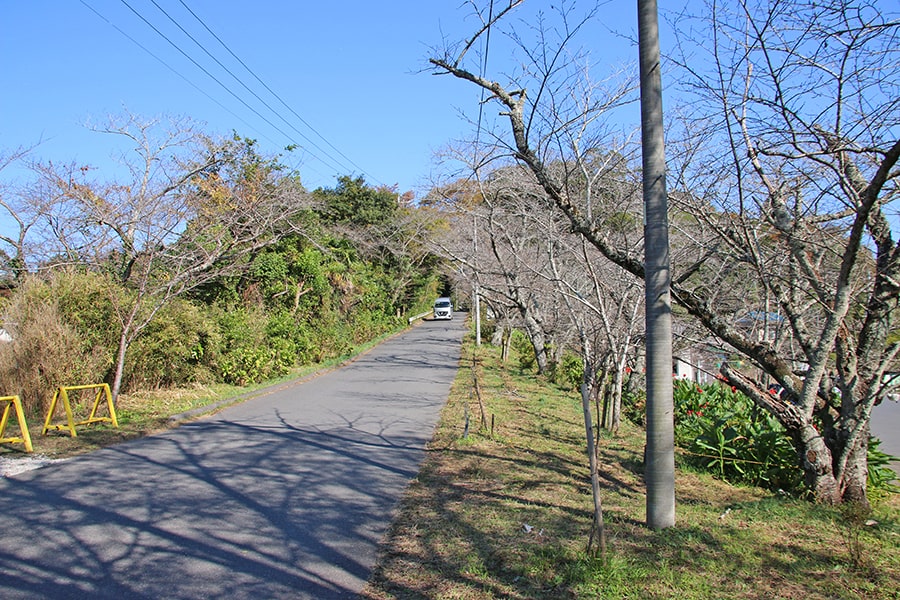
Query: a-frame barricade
0 395 33 452
42 384 118 438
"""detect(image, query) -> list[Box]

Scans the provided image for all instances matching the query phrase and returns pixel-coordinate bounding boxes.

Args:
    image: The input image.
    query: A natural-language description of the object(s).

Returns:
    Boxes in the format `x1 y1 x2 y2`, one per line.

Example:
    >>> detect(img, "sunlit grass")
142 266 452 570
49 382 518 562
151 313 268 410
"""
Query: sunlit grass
364 334 900 599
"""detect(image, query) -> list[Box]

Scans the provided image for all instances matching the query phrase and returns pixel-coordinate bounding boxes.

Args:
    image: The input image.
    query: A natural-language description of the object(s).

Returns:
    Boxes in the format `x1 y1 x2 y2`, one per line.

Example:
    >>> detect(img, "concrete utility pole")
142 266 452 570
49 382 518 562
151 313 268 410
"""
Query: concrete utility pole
637 0 676 530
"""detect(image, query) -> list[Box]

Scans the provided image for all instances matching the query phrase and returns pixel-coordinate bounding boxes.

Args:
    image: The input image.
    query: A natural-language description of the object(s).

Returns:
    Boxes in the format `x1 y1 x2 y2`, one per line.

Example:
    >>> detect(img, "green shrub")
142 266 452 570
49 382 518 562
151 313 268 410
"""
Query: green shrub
511 329 536 372
622 388 646 426
867 437 900 503
213 306 269 384
46 270 124 356
125 298 218 390
218 346 278 386
553 352 583 390
307 318 354 362
672 380 804 493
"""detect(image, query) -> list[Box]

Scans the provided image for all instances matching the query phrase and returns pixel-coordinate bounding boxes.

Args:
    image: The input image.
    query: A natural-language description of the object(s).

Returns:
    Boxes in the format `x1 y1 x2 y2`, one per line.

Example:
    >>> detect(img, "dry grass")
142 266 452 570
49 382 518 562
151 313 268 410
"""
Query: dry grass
362 341 900 599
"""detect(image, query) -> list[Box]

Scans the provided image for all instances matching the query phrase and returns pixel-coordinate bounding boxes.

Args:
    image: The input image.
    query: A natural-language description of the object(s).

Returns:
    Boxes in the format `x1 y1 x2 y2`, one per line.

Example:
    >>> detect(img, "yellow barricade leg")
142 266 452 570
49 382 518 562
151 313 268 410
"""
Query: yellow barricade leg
0 396 34 452
42 388 77 437
43 384 118 436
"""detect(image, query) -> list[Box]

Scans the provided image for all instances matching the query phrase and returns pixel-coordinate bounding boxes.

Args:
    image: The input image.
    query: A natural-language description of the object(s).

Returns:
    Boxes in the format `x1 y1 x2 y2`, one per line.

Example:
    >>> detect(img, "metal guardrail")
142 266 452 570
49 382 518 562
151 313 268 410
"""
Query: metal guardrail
408 310 432 324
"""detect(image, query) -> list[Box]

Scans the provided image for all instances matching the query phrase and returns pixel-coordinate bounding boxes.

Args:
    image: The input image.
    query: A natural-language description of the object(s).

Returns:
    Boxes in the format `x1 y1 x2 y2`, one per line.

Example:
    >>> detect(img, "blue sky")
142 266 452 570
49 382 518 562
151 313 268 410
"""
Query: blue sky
1 1 640 198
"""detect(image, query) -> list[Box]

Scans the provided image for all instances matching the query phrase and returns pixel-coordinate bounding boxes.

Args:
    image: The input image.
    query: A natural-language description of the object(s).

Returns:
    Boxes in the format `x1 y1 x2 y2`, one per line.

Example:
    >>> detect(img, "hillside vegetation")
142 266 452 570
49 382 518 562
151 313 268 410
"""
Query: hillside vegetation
0 151 445 421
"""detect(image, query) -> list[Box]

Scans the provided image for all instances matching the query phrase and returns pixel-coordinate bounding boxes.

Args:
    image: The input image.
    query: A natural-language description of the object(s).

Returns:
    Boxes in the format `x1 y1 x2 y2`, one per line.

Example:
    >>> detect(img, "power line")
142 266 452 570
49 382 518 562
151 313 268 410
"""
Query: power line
176 0 382 186
474 0 495 175
78 0 263 143
80 0 340 185
83 0 353 186
115 0 354 174
147 0 374 184
80 0 334 185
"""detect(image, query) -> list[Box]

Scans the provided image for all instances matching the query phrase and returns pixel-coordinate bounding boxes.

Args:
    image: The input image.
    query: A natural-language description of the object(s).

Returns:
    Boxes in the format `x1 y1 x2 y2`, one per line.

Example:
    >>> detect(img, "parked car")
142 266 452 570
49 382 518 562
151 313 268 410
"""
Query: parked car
433 297 453 320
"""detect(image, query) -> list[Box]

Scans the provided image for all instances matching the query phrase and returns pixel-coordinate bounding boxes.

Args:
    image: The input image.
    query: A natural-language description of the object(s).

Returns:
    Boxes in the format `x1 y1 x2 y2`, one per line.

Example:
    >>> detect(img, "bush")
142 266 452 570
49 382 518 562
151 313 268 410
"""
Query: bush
867 437 900 503
510 330 536 372
673 380 803 493
622 388 646 426
0 274 112 415
552 352 583 390
124 298 219 390
212 305 310 385
218 346 279 386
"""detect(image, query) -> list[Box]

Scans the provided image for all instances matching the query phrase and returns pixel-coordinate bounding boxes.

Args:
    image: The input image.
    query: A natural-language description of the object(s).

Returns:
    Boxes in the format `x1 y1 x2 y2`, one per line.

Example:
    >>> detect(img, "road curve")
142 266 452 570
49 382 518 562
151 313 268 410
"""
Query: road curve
0 316 467 599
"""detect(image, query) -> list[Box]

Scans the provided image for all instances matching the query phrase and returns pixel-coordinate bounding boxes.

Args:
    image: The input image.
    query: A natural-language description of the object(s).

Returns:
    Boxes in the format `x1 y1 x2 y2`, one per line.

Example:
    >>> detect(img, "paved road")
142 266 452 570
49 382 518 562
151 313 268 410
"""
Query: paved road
0 316 466 599
871 396 900 475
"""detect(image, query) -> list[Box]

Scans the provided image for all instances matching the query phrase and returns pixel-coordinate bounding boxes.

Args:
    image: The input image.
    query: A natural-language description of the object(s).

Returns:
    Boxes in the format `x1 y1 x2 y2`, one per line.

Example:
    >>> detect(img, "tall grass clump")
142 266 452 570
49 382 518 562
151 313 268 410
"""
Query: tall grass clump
0 274 114 415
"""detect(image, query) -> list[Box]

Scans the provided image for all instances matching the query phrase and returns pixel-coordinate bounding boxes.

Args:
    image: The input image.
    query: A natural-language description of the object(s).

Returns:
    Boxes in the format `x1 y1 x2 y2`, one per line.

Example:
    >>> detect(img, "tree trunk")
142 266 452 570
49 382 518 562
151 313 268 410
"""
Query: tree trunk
610 362 625 434
638 0 676 530
799 423 871 507
794 424 840 504
491 322 504 346
522 309 550 374
581 374 606 556
838 431 870 507
110 330 130 403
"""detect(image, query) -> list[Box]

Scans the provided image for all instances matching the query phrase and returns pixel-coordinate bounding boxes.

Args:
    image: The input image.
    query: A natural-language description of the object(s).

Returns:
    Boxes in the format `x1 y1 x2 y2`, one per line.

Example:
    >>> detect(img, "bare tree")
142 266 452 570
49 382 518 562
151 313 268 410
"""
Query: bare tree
431 0 899 507
430 0 681 530
0 146 44 283
425 168 558 372
36 114 310 400
662 0 900 506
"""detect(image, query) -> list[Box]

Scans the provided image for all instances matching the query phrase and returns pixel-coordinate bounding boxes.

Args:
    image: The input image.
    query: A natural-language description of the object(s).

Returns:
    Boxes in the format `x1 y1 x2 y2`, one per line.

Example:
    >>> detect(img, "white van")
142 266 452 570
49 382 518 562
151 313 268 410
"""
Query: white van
433 297 453 320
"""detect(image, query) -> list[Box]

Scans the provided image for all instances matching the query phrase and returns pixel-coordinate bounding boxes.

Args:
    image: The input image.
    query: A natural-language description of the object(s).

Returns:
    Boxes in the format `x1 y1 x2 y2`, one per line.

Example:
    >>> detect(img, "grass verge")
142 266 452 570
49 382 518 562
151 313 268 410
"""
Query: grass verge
362 337 900 600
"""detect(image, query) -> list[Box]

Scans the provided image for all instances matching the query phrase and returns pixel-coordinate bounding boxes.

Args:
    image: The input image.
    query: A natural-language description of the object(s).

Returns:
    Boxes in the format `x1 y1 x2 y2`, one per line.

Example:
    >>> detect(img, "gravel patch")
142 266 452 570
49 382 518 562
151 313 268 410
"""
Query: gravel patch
1 455 69 477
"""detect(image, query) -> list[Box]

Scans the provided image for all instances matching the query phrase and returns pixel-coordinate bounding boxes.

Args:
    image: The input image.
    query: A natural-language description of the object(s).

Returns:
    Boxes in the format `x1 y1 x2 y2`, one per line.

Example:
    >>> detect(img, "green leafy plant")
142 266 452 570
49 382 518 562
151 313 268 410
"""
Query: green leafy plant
673 380 803 493
867 437 900 502
552 352 583 390
510 329 536 372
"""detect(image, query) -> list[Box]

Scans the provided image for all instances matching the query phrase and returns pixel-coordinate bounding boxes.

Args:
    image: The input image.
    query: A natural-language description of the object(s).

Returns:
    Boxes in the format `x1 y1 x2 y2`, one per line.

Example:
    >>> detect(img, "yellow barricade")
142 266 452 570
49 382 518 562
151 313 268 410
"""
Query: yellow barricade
42 384 119 438
0 395 33 452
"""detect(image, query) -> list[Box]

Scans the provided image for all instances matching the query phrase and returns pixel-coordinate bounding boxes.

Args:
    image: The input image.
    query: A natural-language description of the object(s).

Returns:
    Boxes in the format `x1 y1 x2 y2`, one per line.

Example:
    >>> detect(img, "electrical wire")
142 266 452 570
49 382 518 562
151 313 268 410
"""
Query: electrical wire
81 0 335 185
116 0 354 174
78 0 264 144
175 0 382 186
81 0 367 186
147 0 373 184
474 0 495 175
80 2 336 185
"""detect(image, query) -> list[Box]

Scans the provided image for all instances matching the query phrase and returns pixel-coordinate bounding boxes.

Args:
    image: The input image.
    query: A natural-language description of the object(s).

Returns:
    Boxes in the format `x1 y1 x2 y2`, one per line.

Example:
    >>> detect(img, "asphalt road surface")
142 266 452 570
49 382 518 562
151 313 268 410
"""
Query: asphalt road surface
871 396 900 475
0 316 466 599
